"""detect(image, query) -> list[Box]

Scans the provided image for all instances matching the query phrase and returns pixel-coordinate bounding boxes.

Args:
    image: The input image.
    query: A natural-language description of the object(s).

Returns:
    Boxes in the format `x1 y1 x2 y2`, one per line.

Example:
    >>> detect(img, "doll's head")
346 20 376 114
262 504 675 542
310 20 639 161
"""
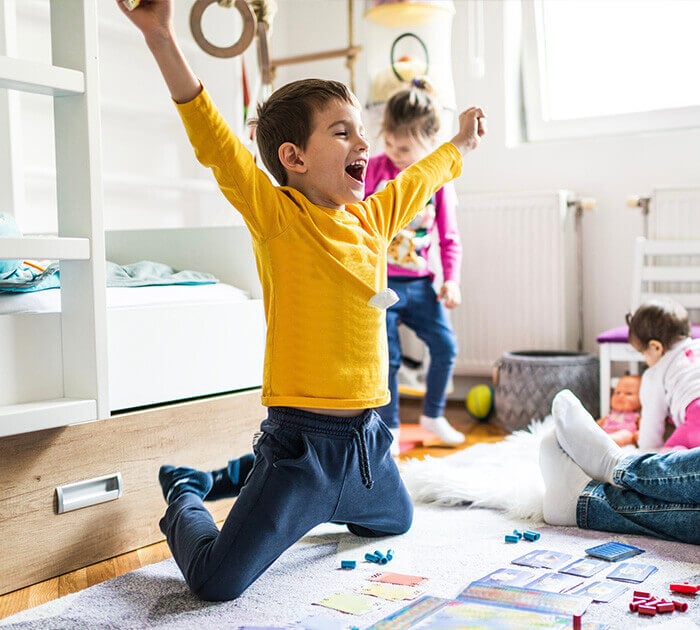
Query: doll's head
610 374 641 413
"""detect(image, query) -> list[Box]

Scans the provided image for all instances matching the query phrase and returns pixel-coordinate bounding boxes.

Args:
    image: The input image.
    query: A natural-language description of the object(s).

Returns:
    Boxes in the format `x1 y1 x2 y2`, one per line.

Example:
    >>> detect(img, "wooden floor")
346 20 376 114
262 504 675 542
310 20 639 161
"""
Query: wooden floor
0 398 504 620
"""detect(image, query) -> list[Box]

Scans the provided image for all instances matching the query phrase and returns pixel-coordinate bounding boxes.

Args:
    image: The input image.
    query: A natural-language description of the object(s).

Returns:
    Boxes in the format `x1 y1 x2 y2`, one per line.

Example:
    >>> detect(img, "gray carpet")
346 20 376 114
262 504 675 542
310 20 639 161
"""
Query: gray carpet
1 503 698 629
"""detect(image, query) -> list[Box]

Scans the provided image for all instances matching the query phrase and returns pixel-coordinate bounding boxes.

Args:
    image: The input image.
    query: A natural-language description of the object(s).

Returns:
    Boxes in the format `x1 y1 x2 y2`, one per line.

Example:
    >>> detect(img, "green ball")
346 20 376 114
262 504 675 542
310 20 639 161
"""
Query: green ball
466 384 494 419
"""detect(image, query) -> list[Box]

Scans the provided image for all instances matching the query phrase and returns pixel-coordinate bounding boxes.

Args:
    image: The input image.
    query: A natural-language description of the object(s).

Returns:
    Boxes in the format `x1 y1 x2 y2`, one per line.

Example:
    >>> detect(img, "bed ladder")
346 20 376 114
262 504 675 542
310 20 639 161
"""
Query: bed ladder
0 0 108 437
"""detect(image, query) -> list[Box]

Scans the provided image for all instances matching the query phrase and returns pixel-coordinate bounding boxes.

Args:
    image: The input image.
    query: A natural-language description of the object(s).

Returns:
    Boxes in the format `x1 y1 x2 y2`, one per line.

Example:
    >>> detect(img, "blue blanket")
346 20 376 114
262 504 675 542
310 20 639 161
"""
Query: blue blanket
0 260 218 293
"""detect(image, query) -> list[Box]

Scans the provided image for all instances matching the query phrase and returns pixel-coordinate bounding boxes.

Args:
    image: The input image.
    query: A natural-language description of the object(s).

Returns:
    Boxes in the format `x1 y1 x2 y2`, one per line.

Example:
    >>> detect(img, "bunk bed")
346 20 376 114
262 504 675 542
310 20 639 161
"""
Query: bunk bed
0 1 266 596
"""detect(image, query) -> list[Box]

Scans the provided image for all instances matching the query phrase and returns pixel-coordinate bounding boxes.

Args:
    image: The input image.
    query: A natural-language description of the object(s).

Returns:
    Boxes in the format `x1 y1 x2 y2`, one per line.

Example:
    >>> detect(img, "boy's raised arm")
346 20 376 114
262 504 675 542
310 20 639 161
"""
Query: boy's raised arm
450 107 487 156
116 0 201 104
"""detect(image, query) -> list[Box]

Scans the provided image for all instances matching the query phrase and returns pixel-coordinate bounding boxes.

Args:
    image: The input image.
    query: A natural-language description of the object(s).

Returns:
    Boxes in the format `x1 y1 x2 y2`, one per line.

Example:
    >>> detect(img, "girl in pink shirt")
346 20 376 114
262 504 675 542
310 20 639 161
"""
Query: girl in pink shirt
365 80 465 452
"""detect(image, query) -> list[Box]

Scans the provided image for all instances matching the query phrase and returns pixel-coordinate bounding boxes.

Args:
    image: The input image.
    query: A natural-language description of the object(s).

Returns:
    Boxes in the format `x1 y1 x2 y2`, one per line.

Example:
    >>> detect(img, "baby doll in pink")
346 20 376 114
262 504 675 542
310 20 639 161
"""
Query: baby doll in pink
597 374 641 447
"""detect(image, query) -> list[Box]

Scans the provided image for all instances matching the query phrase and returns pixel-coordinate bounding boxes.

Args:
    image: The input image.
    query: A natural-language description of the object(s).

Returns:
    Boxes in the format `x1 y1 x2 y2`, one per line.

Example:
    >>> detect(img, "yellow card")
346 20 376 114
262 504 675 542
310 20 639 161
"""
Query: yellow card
315 592 378 615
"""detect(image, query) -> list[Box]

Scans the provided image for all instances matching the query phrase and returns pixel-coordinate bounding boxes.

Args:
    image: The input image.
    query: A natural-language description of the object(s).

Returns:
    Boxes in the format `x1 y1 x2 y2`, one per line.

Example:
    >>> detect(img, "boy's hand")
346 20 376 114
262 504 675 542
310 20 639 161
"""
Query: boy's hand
116 0 200 104
116 0 171 38
438 280 461 309
450 107 486 155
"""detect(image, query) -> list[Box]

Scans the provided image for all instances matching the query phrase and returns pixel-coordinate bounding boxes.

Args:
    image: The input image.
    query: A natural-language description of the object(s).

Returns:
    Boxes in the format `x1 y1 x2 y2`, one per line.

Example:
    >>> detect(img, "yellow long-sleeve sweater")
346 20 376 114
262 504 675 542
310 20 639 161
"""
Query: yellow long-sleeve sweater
176 88 462 409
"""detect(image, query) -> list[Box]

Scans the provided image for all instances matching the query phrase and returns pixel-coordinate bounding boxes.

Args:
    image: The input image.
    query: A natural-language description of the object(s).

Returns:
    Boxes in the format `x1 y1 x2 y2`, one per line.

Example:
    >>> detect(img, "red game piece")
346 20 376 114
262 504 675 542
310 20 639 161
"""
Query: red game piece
672 600 689 612
669 582 700 594
638 604 657 616
656 602 675 613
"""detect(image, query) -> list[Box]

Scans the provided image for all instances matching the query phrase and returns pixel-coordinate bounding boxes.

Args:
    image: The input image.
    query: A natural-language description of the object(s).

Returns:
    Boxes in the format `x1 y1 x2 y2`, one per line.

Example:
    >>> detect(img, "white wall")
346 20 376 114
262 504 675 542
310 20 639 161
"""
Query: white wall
269 0 700 354
11 0 700 355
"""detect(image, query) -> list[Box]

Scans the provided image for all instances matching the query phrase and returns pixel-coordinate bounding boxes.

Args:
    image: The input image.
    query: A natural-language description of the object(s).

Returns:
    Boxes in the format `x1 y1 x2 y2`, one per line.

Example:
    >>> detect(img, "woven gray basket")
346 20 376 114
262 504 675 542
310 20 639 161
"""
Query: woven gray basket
493 351 599 433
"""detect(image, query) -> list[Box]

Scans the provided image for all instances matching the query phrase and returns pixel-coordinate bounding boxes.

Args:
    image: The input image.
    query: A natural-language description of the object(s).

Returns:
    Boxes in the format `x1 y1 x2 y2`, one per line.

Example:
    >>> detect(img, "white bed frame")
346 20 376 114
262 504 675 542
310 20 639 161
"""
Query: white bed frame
0 2 268 595
0 3 266 438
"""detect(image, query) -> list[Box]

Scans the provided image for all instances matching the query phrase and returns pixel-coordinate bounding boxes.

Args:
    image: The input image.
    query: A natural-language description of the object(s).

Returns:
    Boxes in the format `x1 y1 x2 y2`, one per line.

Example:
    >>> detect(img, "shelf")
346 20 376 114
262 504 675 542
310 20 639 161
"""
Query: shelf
0 55 84 96
0 398 97 438
25 167 219 194
0 236 90 260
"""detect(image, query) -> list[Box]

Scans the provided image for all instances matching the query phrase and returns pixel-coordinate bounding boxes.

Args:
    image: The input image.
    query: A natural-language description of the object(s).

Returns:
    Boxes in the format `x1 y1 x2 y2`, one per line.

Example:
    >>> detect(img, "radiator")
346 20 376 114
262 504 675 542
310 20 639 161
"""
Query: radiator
649 188 700 239
452 190 580 376
647 187 700 306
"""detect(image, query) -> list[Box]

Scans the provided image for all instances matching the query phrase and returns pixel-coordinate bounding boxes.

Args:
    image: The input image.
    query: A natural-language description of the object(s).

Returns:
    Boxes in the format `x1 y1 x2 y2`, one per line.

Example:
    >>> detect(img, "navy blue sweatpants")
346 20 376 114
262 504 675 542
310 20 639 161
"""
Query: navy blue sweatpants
159 407 414 601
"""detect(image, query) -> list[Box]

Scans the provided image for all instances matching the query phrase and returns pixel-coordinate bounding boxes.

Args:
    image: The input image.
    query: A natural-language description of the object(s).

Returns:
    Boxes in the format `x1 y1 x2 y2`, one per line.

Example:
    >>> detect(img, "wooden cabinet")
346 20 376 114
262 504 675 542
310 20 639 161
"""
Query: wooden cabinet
0 390 264 596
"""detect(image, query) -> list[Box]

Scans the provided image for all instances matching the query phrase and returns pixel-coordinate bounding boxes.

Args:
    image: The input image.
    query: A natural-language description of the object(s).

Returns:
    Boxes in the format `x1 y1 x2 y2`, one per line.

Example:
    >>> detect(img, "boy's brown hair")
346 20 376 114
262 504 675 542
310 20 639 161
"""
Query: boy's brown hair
381 78 440 143
626 298 691 350
249 79 360 186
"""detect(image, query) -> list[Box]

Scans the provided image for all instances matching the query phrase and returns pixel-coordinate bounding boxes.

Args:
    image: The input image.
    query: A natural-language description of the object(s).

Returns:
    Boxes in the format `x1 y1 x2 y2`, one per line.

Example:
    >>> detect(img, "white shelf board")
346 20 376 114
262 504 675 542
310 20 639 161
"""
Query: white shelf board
0 398 97 438
0 55 84 96
0 236 90 260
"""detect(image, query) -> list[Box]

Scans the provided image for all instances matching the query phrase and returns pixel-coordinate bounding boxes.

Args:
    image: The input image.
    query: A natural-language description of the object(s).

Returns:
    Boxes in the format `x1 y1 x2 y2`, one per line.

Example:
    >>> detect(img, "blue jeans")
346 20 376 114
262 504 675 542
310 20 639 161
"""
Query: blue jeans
577 448 700 544
159 407 413 601
379 276 458 428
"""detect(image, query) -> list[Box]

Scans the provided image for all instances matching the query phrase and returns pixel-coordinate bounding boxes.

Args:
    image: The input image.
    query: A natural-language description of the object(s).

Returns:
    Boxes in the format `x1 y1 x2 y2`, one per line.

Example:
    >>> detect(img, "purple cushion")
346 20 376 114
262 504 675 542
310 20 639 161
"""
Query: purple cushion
597 324 700 343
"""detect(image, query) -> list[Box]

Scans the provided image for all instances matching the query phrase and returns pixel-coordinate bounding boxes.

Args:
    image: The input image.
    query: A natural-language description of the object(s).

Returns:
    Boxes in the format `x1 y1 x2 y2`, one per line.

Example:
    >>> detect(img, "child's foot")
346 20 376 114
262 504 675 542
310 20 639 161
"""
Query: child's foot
388 427 400 457
206 453 256 501
420 415 465 445
158 465 213 505
552 390 624 483
539 428 591 526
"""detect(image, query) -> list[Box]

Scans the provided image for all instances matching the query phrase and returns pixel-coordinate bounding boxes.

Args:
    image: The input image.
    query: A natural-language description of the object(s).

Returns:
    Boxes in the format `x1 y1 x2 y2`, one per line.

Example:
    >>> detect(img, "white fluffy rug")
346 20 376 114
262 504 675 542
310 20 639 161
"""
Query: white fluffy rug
401 417 553 520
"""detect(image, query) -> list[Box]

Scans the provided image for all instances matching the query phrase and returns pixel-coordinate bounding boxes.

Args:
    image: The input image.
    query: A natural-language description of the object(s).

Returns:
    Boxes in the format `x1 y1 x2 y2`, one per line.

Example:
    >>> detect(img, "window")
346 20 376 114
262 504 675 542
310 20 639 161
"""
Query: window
521 0 700 141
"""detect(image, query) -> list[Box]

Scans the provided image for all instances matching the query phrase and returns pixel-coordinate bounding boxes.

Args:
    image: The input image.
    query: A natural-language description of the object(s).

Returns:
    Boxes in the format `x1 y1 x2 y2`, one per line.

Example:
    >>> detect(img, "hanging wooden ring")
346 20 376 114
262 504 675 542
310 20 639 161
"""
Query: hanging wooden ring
190 0 256 59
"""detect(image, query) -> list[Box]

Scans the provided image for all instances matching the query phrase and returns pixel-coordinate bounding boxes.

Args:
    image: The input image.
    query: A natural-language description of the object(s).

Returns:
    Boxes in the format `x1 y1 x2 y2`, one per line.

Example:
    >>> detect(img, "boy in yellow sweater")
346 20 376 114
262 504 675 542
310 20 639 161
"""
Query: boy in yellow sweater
119 0 485 601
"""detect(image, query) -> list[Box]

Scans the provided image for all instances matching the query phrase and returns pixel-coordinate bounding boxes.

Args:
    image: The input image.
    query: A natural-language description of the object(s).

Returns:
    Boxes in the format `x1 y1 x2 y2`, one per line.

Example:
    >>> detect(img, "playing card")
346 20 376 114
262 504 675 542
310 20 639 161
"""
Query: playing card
607 562 658 583
559 557 609 577
471 568 537 588
572 580 629 603
511 549 573 570
525 572 584 593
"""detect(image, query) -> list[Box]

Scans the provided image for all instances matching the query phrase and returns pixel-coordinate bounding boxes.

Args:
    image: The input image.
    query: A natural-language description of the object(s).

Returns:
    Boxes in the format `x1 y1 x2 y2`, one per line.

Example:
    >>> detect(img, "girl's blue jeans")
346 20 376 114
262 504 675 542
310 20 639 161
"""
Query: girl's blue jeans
577 447 700 544
379 276 458 428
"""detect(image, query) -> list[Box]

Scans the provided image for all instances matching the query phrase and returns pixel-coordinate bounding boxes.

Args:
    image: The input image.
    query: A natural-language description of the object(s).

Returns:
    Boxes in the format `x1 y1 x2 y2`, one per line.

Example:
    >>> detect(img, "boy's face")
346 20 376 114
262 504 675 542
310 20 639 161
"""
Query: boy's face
296 99 369 209
611 376 641 412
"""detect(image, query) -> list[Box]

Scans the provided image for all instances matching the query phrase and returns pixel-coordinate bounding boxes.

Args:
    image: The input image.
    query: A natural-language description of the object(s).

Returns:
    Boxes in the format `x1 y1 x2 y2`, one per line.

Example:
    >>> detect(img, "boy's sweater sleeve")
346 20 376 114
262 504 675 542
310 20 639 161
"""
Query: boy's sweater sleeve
366 142 462 240
174 87 286 240
435 182 462 283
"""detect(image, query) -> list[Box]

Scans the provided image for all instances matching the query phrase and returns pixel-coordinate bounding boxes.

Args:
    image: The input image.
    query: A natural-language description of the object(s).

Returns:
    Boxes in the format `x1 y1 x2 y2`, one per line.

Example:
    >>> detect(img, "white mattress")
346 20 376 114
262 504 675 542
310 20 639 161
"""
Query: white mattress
0 283 251 315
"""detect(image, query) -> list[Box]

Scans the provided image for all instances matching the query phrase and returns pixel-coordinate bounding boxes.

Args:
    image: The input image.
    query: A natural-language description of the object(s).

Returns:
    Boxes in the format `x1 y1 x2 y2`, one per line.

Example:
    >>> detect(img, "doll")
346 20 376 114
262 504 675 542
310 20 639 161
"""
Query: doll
596 374 642 447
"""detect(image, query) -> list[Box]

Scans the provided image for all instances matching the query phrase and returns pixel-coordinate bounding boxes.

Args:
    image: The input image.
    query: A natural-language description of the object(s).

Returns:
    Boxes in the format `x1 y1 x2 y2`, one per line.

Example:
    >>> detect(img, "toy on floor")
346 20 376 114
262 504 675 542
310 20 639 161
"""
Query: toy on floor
596 374 641 447
466 384 494 420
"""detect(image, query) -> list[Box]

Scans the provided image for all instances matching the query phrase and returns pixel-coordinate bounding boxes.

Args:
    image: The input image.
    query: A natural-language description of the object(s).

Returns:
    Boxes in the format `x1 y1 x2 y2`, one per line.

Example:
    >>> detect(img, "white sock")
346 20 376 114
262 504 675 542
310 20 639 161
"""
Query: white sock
552 389 624 484
539 428 591 526
389 427 400 457
420 415 465 445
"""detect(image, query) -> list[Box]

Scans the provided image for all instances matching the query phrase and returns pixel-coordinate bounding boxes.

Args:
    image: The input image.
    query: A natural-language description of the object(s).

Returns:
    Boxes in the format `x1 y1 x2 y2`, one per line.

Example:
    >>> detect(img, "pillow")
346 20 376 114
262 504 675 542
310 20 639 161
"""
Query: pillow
0 213 23 278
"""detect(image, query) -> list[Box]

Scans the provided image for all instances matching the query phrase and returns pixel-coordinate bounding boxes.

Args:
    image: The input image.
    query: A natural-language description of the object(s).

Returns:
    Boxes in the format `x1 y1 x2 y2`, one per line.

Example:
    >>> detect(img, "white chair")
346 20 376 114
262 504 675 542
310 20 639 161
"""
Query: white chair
597 237 700 415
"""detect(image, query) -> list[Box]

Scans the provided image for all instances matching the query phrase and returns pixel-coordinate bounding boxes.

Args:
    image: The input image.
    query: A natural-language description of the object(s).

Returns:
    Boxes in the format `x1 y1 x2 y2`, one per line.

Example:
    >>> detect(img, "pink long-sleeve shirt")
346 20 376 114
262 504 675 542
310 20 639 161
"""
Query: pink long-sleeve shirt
364 152 462 283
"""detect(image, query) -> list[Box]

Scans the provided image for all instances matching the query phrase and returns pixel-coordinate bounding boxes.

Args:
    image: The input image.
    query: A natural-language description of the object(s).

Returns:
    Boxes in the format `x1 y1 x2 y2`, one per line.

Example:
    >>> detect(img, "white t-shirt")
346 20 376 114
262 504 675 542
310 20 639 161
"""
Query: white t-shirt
637 336 700 450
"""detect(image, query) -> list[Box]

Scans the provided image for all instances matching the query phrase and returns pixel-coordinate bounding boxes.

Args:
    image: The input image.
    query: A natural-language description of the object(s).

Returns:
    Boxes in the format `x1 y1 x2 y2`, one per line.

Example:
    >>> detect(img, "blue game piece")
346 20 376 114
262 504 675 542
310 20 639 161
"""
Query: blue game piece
505 534 520 543
523 530 540 541
386 549 394 561
341 560 356 569
365 552 381 563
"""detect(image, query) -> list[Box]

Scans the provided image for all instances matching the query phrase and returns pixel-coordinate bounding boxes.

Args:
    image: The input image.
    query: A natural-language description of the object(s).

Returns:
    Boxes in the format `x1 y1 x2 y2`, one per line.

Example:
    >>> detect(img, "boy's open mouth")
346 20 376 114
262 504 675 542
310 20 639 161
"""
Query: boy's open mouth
345 160 366 184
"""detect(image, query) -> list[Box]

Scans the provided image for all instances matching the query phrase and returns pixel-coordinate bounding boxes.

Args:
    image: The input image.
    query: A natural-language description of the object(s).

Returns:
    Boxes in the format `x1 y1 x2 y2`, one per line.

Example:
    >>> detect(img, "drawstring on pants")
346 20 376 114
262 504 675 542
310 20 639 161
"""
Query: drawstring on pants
352 426 374 489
